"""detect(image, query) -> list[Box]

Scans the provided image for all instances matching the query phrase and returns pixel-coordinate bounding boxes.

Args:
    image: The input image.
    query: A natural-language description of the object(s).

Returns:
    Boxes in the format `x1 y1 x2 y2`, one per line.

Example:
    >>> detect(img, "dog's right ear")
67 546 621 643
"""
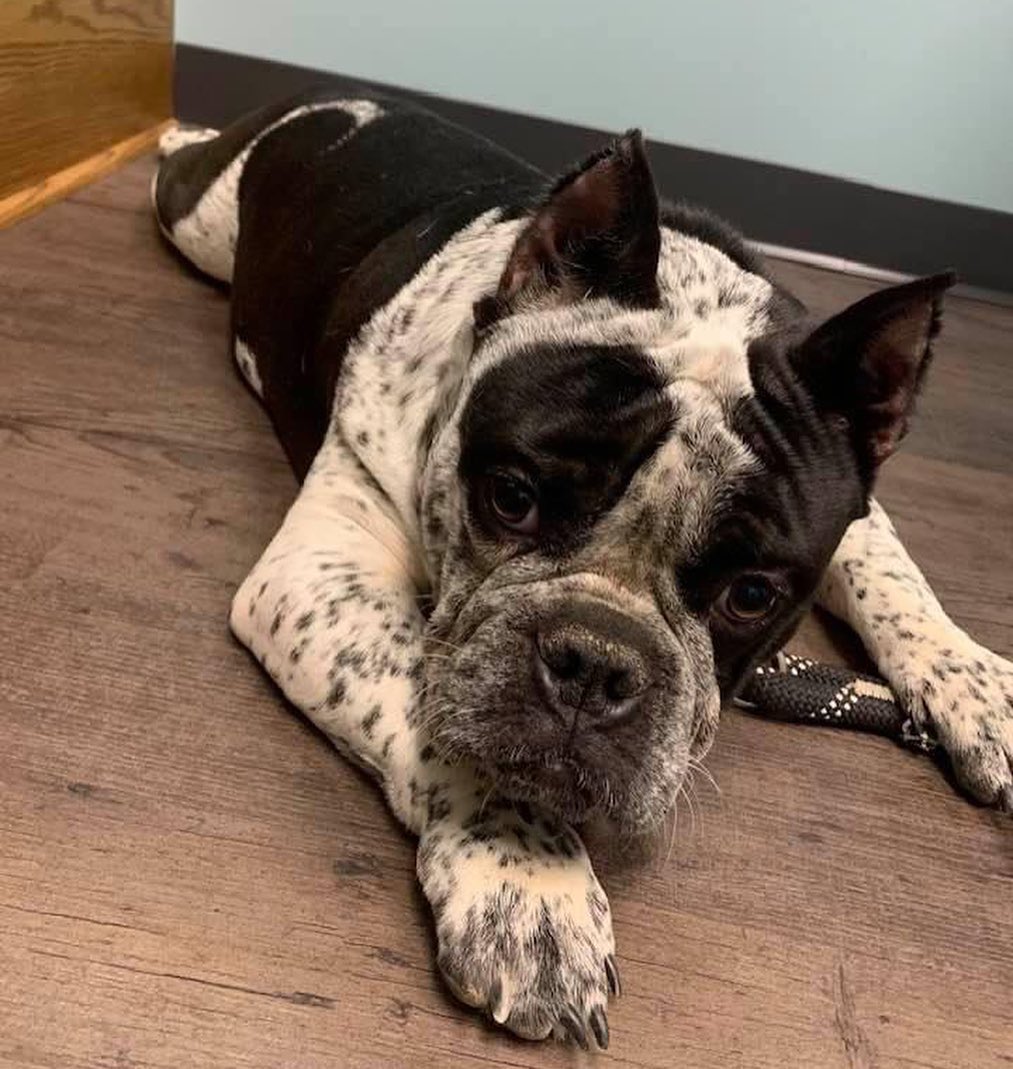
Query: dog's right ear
474 131 661 331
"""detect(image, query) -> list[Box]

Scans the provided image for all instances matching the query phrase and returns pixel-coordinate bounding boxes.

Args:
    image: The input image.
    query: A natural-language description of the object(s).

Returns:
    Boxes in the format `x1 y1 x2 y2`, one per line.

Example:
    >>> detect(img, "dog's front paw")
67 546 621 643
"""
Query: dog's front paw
418 802 617 1046
890 637 1013 811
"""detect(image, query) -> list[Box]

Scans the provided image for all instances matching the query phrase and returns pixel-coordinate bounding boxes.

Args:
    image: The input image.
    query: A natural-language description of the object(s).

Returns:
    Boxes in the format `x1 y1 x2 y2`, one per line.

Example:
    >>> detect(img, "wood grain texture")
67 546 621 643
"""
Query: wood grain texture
0 159 1010 1069
0 1 172 202
0 121 171 227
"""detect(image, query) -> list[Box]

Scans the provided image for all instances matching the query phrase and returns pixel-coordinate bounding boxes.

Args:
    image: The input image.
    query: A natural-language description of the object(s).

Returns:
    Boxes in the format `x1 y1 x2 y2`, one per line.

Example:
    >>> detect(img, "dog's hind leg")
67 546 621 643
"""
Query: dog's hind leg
151 119 248 284
817 498 1013 809
152 91 383 284
152 93 390 416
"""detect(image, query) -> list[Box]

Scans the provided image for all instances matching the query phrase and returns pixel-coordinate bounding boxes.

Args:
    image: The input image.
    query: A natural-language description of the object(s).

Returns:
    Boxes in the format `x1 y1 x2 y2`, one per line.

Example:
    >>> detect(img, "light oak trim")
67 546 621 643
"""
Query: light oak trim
0 121 173 228
0 1 173 203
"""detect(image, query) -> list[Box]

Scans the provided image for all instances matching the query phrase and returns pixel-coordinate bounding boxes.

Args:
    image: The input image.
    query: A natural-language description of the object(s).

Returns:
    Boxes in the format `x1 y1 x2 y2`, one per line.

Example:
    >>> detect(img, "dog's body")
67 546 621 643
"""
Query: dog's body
154 90 1013 1046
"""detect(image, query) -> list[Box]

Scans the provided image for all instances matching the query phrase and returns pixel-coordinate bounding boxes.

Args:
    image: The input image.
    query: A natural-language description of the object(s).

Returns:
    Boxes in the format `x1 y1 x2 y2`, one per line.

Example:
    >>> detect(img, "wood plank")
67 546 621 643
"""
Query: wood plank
0 158 1009 1069
0 121 172 228
0 1 173 202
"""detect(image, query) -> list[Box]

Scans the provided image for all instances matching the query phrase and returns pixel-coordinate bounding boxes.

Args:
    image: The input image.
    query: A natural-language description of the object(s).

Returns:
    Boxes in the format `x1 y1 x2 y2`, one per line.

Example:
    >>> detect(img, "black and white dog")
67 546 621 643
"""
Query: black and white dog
154 89 1013 1047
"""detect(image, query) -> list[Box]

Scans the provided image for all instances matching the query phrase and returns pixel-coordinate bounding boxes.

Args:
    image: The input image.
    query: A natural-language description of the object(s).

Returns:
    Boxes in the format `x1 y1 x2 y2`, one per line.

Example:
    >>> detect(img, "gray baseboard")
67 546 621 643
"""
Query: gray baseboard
175 44 1013 295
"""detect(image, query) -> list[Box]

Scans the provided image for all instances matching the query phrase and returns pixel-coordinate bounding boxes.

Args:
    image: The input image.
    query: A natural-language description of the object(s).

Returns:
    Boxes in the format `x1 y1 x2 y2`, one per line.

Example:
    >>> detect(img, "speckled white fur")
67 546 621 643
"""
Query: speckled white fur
819 499 1013 806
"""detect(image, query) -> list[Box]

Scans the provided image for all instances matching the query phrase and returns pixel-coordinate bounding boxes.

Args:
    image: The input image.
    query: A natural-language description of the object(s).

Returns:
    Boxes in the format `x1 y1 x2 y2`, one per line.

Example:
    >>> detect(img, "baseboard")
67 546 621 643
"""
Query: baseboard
0 121 174 229
175 44 1013 296
0 2 173 203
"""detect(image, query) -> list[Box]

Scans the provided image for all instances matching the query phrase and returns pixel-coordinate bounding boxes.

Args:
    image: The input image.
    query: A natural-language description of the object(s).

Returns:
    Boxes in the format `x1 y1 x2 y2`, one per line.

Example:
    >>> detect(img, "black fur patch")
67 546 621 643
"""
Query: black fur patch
459 343 674 552
681 344 867 695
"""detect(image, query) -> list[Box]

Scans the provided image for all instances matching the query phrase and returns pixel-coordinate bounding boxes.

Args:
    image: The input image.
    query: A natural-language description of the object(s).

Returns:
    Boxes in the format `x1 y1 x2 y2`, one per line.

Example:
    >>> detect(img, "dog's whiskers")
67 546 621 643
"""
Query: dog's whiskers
685 772 705 840
414 679 441 701
424 636 465 654
688 756 721 797
477 783 496 820
414 701 454 728
412 700 457 735
664 799 679 865
672 775 698 844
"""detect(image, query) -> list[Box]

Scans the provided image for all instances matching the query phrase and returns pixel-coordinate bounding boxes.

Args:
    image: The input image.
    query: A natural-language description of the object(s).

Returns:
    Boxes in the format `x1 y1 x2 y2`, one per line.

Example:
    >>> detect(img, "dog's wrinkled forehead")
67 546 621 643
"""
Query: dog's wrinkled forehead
456 354 763 592
468 228 774 386
452 230 775 555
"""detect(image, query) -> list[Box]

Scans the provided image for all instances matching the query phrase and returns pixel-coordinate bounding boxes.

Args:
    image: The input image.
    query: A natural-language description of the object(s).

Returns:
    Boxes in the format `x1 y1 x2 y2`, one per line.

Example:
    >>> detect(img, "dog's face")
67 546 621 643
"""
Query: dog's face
420 133 953 830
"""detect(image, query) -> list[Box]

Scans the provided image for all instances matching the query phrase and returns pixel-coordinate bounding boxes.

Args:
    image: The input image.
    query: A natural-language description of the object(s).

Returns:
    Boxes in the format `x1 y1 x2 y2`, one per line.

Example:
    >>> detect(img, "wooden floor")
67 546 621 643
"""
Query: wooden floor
1 159 1011 1069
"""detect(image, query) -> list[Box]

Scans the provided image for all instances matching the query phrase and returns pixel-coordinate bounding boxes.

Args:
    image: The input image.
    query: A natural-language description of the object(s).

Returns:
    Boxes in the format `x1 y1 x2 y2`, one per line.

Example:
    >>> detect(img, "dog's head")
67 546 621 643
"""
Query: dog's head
420 132 953 830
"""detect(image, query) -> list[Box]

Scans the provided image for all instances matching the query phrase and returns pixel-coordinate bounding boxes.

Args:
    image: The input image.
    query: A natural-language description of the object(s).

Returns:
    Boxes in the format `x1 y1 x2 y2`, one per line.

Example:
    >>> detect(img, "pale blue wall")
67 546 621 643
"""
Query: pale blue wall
177 1 1013 214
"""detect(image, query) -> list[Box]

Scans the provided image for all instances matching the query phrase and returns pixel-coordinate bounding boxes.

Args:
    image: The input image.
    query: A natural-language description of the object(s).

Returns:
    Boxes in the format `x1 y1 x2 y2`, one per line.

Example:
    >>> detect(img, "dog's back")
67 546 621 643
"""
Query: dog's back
155 89 544 471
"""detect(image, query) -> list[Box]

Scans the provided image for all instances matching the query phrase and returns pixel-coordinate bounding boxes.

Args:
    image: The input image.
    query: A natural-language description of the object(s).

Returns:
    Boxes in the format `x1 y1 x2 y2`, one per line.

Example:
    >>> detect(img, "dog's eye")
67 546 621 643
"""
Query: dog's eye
718 573 780 623
485 471 539 535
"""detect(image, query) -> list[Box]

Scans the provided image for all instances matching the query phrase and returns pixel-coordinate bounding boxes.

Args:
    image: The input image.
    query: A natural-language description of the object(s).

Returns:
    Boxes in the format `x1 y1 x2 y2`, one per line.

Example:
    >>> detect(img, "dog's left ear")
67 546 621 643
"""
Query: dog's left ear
475 131 661 329
793 271 956 472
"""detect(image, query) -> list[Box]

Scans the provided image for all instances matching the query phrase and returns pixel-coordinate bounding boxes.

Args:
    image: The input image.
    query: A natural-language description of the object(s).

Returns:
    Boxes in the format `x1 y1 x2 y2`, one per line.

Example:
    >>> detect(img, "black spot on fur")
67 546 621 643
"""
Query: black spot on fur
327 677 348 706
361 704 382 737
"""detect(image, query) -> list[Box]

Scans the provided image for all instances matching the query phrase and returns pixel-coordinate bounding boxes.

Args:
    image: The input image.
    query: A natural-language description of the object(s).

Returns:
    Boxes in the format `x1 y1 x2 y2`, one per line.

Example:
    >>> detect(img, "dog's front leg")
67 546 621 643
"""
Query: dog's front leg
230 433 616 1044
817 498 1013 809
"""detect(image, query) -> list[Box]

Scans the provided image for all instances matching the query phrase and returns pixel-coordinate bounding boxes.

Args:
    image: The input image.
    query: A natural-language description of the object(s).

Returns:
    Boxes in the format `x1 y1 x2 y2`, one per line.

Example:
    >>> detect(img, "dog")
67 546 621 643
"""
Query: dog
153 88 1013 1047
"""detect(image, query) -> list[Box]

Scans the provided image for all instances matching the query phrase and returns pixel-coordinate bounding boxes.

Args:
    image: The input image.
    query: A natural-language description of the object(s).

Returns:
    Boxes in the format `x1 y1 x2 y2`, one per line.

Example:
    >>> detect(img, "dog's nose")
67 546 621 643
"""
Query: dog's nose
535 619 651 726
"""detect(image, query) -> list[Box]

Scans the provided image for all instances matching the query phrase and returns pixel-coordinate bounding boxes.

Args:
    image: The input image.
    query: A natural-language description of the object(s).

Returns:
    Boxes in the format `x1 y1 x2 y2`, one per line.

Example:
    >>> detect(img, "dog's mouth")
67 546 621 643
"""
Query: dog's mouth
485 751 610 824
